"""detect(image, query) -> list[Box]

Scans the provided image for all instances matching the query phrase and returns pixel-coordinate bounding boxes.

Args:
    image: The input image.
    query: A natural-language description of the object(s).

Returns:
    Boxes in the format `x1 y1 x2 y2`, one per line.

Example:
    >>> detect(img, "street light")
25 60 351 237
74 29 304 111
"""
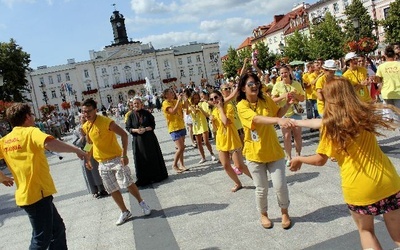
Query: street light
39 83 49 105
0 69 4 86
353 18 360 41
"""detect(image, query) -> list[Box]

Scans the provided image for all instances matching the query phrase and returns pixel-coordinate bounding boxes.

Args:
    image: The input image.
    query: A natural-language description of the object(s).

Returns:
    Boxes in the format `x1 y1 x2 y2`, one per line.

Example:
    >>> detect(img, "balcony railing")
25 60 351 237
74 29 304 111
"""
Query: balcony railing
162 77 177 84
82 89 98 95
112 79 146 89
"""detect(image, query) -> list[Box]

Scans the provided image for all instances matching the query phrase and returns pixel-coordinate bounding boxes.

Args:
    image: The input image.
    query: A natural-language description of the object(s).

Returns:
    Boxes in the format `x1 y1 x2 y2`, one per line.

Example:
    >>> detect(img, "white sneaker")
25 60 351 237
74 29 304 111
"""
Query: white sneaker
116 210 132 225
198 158 206 164
139 200 151 216
211 155 217 162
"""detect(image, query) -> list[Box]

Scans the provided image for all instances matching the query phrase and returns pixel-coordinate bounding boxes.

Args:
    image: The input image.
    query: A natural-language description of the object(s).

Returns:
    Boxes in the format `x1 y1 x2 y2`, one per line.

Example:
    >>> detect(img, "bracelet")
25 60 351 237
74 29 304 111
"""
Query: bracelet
121 155 128 159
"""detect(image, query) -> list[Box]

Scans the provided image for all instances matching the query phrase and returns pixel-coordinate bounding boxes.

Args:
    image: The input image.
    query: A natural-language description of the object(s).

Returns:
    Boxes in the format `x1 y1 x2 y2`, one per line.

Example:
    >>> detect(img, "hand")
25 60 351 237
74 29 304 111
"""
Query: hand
85 157 93 170
289 157 302 172
1 175 14 187
76 149 87 161
278 118 296 128
137 127 145 134
120 156 129 166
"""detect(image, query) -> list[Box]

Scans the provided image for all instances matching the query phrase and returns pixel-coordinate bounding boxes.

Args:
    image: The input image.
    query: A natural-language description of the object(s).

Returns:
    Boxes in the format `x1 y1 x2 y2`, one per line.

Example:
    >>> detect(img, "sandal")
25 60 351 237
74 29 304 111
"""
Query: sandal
231 184 243 192
173 166 183 174
93 193 100 199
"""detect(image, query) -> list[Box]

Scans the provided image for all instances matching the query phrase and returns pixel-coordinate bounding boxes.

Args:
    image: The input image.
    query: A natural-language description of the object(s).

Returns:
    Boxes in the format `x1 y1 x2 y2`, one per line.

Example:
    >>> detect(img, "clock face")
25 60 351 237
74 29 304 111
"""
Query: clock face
116 22 121 27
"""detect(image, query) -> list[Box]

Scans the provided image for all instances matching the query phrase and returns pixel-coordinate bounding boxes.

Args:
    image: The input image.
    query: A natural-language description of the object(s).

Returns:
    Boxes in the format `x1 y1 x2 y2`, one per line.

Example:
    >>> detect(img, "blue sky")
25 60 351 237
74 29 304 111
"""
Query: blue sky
0 0 318 69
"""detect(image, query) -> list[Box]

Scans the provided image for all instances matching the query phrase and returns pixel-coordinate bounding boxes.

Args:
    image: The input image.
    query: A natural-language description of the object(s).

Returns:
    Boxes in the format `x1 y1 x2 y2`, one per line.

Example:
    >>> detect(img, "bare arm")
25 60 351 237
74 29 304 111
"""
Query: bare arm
289 153 328 172
294 118 322 129
0 171 14 187
44 137 87 160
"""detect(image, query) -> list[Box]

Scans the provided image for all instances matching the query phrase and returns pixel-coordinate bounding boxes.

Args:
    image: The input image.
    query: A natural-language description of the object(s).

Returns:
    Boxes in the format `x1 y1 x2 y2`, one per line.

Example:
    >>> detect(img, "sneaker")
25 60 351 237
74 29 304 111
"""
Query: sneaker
198 158 206 164
116 210 132 225
139 200 151 216
211 155 217 162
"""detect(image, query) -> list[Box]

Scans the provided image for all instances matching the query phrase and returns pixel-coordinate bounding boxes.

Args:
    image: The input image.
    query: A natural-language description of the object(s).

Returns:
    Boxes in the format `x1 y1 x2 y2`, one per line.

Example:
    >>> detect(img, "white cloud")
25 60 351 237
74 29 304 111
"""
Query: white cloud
200 18 253 36
1 0 35 8
130 0 177 14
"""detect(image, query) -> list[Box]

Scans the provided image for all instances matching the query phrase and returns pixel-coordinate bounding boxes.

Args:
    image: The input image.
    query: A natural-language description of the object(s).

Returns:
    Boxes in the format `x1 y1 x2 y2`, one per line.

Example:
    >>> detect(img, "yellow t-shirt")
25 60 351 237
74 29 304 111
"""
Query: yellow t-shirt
376 61 400 99
303 72 318 100
82 115 122 162
211 103 242 151
271 80 305 117
124 110 132 124
162 100 185 133
229 100 243 130
0 127 55 206
190 106 209 135
237 97 285 163
315 74 328 115
343 67 372 103
317 126 400 205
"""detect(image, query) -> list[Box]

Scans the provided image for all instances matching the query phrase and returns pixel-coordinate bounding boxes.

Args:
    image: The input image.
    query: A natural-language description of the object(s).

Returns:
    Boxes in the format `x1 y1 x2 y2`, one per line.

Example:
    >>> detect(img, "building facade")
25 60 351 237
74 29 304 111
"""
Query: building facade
28 9 221 117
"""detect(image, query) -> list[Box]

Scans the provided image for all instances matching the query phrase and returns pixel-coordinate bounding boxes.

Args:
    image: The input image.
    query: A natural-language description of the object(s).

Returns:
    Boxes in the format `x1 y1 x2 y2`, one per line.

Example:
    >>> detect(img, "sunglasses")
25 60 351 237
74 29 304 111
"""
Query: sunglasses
210 96 219 101
221 87 231 91
246 81 260 87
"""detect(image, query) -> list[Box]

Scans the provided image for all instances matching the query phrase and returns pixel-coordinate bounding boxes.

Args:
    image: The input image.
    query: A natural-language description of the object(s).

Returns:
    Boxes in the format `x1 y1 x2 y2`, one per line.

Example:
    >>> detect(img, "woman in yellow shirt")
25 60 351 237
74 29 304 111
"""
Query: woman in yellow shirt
209 90 252 192
271 65 305 163
236 72 295 229
161 88 188 174
187 91 217 164
290 77 400 250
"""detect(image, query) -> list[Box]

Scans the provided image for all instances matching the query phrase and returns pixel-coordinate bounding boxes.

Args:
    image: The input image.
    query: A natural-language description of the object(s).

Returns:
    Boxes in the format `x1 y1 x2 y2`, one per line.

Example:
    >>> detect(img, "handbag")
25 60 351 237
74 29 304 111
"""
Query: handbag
293 103 304 114
305 100 313 119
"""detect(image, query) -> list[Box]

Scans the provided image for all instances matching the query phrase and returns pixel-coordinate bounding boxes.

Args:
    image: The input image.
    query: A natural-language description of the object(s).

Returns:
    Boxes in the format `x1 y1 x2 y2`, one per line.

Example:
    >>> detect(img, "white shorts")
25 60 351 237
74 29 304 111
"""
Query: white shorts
98 157 134 193
184 114 193 125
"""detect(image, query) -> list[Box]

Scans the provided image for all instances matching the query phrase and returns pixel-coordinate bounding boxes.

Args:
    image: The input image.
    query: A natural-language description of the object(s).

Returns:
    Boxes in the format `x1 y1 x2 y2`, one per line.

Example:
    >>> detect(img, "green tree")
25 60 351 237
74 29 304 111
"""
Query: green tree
381 0 400 44
343 0 376 42
253 42 277 72
283 30 312 62
222 46 241 79
0 39 31 102
308 12 346 60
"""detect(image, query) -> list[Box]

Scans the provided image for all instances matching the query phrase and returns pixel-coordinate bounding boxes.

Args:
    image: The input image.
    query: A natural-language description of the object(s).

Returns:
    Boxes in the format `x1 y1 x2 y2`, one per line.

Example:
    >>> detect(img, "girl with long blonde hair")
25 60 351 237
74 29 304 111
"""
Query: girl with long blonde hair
290 77 400 250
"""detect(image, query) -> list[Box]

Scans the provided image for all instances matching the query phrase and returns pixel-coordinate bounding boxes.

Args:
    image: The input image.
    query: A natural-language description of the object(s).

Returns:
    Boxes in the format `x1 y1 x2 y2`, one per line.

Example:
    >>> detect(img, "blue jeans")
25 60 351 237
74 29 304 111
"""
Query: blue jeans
306 99 320 119
21 196 67 250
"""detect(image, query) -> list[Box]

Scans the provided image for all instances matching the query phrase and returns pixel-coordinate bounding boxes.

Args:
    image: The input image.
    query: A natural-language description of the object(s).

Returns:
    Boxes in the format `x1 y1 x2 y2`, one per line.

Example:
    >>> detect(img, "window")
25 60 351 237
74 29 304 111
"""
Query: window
187 56 192 64
343 0 349 7
113 66 118 72
40 77 44 85
269 38 272 44
274 36 277 42
65 73 70 81
150 72 154 80
101 68 107 74
138 72 143 79
104 78 109 88
114 75 120 84
48 76 53 84
118 93 124 102
147 60 152 66
51 90 57 98
178 58 183 65
107 95 113 104
86 83 92 91
84 69 89 78
164 60 169 67
57 74 62 83
333 3 339 13
189 68 194 76
166 72 171 78
136 62 140 68
198 66 203 75
180 69 185 77
383 7 390 19
196 55 201 62
125 71 132 82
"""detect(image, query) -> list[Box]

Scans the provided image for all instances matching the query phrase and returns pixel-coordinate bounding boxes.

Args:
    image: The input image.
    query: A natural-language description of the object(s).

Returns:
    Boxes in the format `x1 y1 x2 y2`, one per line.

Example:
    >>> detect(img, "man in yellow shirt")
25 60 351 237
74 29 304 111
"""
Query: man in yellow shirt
0 103 87 249
81 99 151 226
303 62 321 119
343 52 372 103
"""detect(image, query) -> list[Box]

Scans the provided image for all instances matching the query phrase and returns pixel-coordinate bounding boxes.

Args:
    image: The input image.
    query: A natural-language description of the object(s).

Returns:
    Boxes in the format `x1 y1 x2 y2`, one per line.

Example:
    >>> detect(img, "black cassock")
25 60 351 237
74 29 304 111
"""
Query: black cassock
126 109 168 186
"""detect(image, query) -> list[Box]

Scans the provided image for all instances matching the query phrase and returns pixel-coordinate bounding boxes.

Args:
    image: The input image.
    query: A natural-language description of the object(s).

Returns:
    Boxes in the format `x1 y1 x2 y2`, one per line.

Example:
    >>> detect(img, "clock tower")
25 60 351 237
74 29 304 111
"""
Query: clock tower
110 10 129 45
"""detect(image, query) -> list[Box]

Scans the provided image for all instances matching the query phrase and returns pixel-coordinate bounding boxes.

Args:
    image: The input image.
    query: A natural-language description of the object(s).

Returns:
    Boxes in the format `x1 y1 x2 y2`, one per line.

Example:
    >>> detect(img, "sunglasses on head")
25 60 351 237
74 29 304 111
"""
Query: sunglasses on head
221 87 231 91
246 81 260 87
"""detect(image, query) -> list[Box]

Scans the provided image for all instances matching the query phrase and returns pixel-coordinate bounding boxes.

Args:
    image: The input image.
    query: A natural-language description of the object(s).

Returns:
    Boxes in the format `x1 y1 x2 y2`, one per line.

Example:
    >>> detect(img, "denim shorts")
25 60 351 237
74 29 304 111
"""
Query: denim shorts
347 190 400 216
170 128 186 141
98 157 134 193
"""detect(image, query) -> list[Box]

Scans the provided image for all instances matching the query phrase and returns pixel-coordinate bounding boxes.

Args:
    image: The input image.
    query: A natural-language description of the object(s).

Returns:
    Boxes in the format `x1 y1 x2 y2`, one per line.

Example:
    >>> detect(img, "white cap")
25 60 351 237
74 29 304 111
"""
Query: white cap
345 52 358 62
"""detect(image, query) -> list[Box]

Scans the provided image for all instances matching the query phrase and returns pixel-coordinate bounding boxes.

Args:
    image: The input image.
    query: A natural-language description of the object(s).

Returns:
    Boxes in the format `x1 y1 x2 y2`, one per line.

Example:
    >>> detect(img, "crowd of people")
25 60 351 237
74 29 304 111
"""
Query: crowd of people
0 43 399 249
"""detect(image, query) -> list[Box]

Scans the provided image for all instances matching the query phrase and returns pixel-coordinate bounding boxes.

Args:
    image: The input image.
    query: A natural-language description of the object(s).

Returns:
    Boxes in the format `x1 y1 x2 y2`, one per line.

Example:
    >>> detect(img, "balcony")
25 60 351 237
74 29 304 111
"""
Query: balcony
112 79 146 89
162 77 177 84
82 89 98 95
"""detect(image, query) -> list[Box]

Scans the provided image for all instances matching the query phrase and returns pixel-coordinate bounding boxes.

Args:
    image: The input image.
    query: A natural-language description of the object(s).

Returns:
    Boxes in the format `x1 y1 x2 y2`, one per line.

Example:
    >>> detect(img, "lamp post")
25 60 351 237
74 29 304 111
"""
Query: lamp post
39 83 49 105
0 69 4 87
353 18 360 42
